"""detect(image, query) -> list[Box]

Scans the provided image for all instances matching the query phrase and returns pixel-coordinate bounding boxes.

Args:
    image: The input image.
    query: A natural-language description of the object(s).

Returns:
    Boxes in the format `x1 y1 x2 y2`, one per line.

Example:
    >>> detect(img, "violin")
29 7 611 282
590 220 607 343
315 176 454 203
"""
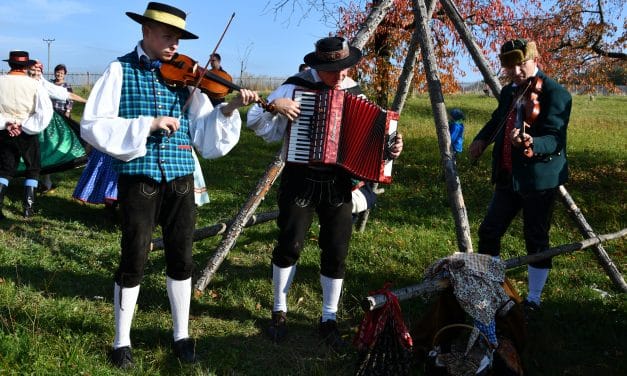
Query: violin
160 53 273 110
208 68 233 99
520 75 543 157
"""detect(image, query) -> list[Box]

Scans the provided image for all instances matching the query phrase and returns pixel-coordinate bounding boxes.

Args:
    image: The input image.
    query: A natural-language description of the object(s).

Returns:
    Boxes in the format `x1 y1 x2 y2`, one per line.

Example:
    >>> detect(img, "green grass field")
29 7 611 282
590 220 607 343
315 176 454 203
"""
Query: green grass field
0 94 625 375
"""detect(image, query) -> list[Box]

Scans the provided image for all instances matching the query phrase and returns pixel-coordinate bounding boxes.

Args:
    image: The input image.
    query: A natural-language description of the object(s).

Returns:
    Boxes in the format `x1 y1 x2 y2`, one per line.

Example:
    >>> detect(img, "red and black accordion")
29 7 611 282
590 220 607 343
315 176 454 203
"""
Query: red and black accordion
286 88 399 184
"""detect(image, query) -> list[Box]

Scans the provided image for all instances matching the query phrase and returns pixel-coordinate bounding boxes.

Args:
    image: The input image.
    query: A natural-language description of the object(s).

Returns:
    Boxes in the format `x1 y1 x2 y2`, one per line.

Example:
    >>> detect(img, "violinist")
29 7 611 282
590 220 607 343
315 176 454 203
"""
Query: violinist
469 39 572 319
79 2 259 369
208 53 232 106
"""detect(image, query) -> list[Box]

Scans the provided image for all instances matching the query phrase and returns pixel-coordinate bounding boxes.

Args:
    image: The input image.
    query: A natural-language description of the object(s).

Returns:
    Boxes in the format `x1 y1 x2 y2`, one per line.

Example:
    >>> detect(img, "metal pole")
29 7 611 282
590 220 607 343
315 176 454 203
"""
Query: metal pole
43 38 55 79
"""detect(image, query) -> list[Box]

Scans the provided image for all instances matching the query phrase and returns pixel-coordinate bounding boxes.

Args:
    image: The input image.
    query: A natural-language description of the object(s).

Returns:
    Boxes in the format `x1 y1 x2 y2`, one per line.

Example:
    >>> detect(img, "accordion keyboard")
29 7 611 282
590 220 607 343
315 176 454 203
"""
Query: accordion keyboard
287 90 318 163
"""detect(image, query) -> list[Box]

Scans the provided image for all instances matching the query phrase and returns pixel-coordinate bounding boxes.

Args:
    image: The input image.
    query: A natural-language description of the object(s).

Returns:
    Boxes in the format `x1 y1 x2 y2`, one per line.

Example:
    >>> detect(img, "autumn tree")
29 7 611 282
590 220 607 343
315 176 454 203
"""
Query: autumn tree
268 0 626 95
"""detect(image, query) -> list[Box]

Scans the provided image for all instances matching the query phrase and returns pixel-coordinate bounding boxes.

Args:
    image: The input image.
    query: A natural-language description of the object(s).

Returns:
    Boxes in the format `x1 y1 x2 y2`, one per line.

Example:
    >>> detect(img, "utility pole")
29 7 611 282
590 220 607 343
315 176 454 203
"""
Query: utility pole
43 38 55 79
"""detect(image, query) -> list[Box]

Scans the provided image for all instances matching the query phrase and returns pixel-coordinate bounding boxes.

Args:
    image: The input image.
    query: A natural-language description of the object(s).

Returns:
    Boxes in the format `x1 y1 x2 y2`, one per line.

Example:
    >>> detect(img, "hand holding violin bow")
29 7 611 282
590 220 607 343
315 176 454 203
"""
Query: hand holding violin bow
514 75 543 158
510 127 533 156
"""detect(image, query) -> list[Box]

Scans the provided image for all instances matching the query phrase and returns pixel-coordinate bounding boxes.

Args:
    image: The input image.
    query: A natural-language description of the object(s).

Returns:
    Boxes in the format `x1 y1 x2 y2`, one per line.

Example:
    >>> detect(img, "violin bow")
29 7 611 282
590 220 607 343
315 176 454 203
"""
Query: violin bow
183 12 236 113
485 79 533 145
471 79 532 165
189 12 235 100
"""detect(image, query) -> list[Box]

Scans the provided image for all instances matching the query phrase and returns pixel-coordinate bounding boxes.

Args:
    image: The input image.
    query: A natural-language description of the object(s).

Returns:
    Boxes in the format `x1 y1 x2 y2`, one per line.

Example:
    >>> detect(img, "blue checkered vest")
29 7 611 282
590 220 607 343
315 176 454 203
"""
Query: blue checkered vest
113 51 195 183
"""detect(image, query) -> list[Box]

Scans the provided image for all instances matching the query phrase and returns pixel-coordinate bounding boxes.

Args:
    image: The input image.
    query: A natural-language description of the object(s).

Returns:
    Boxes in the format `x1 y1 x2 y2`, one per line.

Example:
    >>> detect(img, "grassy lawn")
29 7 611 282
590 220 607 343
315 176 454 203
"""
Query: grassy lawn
0 93 625 375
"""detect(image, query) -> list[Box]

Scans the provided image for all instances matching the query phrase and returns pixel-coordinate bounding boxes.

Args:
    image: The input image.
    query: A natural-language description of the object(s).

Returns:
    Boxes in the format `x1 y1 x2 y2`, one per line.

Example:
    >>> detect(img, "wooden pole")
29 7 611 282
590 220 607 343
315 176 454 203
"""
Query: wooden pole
414 0 474 252
557 185 627 292
390 0 438 113
439 0 502 98
362 228 627 311
194 145 286 295
151 210 278 250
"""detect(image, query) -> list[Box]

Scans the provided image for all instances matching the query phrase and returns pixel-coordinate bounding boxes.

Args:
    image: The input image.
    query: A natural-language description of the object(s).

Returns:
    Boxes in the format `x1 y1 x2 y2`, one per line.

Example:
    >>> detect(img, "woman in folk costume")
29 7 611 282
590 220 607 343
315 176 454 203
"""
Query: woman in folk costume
72 145 209 209
79 2 258 368
22 60 88 193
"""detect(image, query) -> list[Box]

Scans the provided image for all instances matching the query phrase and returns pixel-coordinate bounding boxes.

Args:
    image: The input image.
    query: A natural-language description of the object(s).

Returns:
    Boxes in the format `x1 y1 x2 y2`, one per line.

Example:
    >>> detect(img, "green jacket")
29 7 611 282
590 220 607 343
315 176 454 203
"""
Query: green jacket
474 70 571 192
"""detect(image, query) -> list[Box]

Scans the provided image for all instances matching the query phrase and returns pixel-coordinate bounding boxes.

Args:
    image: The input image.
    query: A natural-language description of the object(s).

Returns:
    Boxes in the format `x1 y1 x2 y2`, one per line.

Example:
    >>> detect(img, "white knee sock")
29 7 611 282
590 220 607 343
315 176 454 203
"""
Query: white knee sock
527 266 550 305
167 277 192 342
320 275 343 322
113 283 140 349
272 264 296 313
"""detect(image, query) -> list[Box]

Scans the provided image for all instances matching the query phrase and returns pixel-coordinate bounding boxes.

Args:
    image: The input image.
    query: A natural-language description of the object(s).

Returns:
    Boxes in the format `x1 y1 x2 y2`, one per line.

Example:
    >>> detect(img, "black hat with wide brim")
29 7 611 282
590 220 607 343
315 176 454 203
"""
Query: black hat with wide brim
126 2 198 40
3 50 37 67
304 36 362 71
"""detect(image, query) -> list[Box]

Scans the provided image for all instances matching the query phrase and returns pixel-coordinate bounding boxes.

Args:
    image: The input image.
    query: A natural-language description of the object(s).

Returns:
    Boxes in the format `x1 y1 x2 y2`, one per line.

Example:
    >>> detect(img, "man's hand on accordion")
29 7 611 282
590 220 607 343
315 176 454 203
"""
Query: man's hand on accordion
388 133 403 159
269 98 301 121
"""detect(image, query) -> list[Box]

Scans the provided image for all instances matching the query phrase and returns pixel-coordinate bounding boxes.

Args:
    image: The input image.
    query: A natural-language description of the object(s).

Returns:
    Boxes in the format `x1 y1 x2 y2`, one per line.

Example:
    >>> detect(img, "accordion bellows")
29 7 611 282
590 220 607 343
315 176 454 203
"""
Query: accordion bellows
287 89 399 183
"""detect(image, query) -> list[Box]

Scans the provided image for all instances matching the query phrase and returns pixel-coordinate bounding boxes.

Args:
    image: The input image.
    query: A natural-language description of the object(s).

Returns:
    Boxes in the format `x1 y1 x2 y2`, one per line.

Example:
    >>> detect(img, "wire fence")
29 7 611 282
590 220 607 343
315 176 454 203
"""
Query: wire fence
62 72 288 92
2 70 624 95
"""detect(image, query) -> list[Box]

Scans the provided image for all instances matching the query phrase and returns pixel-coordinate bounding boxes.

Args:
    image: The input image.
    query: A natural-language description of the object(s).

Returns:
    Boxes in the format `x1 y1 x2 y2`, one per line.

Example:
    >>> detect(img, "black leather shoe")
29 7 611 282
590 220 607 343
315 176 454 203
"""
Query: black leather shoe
109 346 133 369
173 337 197 363
318 318 348 352
523 299 540 322
267 311 287 343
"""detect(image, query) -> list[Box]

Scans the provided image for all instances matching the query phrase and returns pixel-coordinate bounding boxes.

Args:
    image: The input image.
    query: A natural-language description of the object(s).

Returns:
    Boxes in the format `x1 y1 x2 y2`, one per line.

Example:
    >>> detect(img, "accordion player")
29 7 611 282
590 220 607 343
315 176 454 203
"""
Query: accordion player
286 88 399 184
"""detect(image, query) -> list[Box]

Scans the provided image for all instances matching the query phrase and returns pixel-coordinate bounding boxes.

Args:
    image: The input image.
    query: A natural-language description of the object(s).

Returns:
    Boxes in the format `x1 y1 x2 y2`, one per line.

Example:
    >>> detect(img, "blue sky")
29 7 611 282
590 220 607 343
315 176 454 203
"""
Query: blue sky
0 0 342 79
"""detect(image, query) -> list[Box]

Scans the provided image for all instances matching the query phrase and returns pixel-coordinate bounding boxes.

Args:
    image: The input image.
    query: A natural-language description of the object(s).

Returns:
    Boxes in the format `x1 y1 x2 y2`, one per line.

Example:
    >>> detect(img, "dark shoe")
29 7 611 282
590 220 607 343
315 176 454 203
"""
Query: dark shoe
109 346 133 369
38 183 57 195
0 183 6 220
318 318 348 352
267 311 287 343
23 186 36 218
173 337 197 363
523 299 540 322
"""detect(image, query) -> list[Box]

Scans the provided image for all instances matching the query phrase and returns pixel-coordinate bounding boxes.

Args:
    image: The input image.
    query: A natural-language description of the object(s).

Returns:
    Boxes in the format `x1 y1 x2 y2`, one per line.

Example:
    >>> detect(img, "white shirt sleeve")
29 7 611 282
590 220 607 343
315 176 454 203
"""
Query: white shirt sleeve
41 79 70 101
186 87 241 159
80 61 153 162
21 85 53 135
246 84 296 143
80 61 241 162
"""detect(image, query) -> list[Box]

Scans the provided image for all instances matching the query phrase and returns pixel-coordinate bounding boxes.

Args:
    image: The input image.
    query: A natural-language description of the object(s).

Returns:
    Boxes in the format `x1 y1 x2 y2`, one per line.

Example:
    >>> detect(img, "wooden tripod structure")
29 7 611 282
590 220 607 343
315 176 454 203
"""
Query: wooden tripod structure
191 0 626 294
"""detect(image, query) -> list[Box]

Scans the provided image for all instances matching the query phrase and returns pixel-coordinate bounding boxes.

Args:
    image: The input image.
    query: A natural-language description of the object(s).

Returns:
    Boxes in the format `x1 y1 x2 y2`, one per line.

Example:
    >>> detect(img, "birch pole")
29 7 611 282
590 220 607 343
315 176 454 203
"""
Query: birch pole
362 228 627 311
439 0 502 98
413 0 473 252
152 211 278 250
350 0 396 51
194 145 287 294
557 185 627 292
391 0 438 113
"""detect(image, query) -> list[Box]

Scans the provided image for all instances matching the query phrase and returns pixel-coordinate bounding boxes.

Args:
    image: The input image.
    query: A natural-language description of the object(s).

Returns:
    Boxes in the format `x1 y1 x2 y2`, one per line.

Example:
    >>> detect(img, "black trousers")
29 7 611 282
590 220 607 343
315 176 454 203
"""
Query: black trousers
478 181 558 269
0 131 41 180
115 174 196 287
273 166 353 279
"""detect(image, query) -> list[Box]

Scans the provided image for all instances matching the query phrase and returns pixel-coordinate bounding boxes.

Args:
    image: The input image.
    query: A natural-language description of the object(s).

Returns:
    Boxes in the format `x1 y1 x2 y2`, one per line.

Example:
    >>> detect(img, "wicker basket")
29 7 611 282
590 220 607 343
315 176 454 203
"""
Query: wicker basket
425 323 494 376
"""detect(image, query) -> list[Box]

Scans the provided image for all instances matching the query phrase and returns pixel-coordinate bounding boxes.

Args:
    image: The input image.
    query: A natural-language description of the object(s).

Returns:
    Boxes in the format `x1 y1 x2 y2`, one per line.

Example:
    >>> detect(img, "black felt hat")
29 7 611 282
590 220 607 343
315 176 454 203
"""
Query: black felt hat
3 50 36 67
303 36 362 71
126 2 198 40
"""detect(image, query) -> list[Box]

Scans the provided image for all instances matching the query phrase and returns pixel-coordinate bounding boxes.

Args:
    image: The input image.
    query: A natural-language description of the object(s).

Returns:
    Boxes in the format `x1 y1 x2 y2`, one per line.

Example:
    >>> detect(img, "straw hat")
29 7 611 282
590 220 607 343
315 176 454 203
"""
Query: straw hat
126 2 198 40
